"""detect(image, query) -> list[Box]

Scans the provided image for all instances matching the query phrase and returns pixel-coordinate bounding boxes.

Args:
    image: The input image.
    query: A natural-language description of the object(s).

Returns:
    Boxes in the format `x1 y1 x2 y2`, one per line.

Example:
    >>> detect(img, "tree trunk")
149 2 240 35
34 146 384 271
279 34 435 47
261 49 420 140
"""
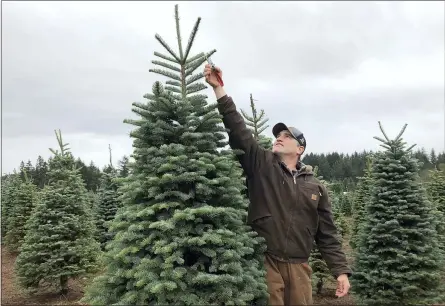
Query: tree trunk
60 275 68 294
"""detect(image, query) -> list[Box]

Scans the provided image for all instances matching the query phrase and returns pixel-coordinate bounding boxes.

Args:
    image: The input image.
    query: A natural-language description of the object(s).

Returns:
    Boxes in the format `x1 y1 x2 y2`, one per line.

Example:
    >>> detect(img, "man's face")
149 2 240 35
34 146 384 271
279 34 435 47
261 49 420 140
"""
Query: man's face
272 130 304 156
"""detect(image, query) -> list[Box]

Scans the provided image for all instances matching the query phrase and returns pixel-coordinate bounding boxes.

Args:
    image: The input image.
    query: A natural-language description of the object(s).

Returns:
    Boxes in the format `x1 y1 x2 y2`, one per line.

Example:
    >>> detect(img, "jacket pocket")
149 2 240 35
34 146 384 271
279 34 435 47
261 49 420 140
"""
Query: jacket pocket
299 184 320 211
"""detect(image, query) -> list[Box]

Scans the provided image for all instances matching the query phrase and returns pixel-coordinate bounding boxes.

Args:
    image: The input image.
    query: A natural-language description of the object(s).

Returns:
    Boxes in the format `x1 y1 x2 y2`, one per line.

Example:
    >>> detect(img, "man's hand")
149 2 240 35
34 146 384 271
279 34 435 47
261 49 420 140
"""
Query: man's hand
204 64 223 88
335 274 350 297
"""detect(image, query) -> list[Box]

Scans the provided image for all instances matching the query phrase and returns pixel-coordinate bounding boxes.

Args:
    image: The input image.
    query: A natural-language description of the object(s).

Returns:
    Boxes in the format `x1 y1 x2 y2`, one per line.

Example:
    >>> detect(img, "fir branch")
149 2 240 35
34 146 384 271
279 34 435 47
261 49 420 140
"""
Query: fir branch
194 113 221 132
407 144 417 152
151 60 181 73
378 121 391 142
186 83 207 95
184 49 217 77
186 73 204 86
185 52 204 64
373 136 387 144
154 51 178 64
174 4 184 61
166 80 181 87
183 17 201 62
152 81 165 96
240 109 254 122
148 68 181 81
395 124 408 142
123 118 144 127
165 86 182 93
257 118 269 129
155 33 181 62
379 144 392 150
257 126 268 134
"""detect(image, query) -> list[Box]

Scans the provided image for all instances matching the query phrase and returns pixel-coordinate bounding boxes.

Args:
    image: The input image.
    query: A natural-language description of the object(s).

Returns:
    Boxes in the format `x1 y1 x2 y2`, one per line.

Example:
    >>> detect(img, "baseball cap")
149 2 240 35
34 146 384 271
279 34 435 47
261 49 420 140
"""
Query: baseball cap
272 122 306 148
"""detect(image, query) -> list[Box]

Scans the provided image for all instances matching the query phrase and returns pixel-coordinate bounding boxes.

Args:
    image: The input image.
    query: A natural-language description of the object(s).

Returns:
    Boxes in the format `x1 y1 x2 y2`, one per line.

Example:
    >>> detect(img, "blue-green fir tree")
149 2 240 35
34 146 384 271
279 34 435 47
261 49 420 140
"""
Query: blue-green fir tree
1 172 22 240
95 144 122 249
14 130 101 294
240 93 273 150
82 5 267 305
350 155 373 250
4 170 38 253
351 122 444 305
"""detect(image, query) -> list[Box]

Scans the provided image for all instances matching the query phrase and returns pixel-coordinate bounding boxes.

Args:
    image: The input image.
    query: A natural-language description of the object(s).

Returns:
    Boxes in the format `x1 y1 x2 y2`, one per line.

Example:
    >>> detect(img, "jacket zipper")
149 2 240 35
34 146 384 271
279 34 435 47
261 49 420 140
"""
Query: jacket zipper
281 163 314 259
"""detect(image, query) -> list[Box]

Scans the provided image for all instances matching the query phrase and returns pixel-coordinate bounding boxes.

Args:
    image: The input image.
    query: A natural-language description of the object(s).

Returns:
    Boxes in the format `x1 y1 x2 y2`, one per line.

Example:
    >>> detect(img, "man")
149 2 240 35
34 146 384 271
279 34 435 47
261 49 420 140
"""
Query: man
204 64 352 305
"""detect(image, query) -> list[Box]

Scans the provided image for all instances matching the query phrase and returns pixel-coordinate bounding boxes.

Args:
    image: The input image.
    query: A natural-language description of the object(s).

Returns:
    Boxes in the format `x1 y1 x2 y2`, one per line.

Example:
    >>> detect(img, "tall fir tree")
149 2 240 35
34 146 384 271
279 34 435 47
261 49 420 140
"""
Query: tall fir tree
82 5 267 305
4 170 38 253
240 94 273 150
34 155 49 188
1 172 22 239
95 145 122 249
15 130 101 294
350 155 373 250
351 122 444 305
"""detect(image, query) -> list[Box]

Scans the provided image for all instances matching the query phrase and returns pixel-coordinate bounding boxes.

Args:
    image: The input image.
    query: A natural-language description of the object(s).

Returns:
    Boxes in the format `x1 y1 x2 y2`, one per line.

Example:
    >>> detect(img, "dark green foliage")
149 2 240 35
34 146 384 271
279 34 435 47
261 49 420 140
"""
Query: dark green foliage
4 171 38 253
350 156 373 250
96 164 122 249
118 155 131 177
337 192 353 216
34 155 49 188
1 173 22 239
352 122 444 305
82 5 267 305
426 168 445 252
14 130 101 294
240 93 273 150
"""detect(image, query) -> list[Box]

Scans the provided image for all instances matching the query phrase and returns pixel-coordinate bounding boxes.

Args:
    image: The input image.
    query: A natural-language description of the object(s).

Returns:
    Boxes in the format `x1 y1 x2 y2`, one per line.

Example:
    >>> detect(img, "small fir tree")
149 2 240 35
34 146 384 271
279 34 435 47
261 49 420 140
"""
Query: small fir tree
1 172 22 239
82 5 267 305
350 155 373 250
240 94 273 150
351 122 444 305
4 170 38 253
95 145 122 249
14 130 101 294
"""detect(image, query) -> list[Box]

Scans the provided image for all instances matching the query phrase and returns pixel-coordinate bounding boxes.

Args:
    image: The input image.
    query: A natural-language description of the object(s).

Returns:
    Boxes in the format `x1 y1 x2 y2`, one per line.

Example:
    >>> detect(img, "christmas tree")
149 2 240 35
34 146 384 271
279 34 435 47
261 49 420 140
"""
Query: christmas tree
1 172 22 239
240 94 273 150
82 5 267 305
350 155 374 250
96 145 122 249
14 130 101 294
4 170 38 253
351 122 444 305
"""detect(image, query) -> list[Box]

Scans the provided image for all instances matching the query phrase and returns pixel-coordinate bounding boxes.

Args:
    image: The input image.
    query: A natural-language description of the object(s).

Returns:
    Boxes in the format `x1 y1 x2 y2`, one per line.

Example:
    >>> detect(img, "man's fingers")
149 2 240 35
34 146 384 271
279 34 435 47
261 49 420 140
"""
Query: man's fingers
335 281 350 298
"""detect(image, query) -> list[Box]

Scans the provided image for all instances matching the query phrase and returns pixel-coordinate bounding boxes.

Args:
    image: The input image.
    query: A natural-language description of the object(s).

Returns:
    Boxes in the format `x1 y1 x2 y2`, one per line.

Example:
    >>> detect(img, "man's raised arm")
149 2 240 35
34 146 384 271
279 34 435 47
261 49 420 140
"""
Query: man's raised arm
205 65 268 176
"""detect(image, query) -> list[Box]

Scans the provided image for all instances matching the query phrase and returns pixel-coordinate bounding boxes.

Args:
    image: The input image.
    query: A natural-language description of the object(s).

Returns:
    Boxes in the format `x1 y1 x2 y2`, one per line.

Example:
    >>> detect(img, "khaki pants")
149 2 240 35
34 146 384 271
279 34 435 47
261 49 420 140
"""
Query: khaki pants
265 254 313 306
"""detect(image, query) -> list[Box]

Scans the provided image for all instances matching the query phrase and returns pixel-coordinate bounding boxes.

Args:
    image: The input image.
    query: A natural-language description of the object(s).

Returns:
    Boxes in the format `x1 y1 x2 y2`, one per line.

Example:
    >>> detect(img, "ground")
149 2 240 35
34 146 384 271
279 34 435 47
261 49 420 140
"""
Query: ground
1 243 356 305
1 246 88 305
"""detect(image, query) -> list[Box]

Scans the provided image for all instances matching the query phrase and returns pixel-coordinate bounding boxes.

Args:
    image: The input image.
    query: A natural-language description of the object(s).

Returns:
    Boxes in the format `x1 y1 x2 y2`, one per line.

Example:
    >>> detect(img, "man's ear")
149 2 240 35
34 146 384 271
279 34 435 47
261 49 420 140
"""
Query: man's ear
297 146 305 155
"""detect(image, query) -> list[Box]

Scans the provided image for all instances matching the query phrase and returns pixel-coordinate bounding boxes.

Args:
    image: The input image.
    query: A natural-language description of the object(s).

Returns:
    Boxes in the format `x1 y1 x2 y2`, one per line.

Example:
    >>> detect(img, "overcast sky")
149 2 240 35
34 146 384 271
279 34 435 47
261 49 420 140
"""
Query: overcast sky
2 1 444 174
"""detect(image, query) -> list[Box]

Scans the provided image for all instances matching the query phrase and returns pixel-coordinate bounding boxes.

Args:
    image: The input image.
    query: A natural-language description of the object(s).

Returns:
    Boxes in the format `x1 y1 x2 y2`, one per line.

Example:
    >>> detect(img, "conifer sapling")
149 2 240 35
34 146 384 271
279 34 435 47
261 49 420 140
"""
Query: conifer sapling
15 130 101 294
352 122 443 305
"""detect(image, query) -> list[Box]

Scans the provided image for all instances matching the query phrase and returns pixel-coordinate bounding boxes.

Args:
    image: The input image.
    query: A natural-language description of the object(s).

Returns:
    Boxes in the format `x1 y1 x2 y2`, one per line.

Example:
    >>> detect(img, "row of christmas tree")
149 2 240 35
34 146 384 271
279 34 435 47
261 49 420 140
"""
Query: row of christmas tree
2 4 445 305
